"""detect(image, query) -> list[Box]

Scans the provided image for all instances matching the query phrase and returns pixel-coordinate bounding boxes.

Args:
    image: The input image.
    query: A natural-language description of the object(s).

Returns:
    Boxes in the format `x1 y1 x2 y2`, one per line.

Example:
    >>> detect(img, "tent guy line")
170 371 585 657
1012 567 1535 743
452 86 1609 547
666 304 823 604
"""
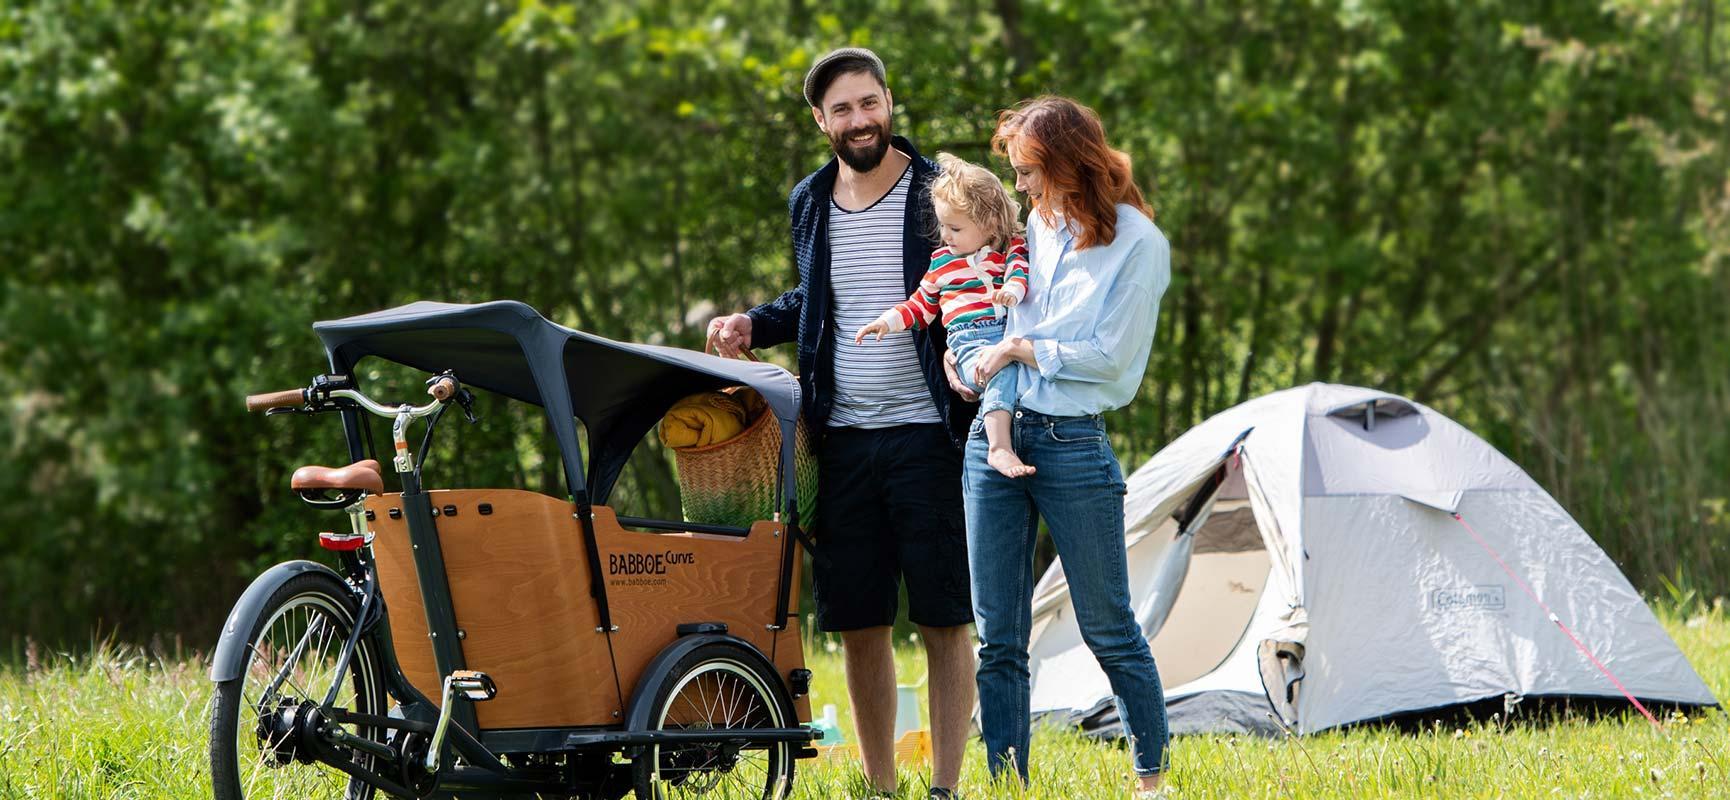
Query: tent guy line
1450 511 1661 729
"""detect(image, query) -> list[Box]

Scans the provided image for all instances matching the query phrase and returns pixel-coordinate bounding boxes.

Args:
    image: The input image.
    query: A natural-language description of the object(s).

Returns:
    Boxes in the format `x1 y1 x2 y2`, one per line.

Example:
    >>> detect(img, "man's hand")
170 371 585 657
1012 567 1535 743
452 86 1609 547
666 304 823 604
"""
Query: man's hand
706 313 754 358
854 319 891 344
942 349 980 402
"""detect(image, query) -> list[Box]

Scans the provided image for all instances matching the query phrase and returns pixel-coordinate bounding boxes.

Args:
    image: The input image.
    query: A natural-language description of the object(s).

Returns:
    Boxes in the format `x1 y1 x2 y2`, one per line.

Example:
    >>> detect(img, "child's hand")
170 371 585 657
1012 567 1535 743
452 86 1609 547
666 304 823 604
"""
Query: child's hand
854 320 890 344
992 288 1021 307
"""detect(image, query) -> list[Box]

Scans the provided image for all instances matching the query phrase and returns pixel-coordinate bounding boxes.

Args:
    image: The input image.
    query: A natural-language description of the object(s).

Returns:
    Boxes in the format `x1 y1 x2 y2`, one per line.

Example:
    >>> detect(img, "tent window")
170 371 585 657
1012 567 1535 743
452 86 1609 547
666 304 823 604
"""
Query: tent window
1326 397 1418 431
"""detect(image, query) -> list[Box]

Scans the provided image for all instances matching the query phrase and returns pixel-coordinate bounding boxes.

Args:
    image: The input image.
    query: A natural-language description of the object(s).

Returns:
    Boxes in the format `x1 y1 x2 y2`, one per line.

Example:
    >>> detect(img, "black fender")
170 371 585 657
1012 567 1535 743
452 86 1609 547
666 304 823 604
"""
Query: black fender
210 560 350 682
623 634 787 732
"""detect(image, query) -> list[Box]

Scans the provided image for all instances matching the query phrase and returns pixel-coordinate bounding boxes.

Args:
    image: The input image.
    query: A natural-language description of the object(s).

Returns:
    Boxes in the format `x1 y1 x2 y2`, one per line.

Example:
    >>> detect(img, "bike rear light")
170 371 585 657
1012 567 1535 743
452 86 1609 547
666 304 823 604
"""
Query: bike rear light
318 532 367 552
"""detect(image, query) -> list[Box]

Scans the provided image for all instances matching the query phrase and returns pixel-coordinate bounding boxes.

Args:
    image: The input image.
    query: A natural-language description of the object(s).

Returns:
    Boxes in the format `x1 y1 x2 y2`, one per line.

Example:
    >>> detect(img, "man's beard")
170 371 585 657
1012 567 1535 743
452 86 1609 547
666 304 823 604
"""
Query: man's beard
829 114 893 172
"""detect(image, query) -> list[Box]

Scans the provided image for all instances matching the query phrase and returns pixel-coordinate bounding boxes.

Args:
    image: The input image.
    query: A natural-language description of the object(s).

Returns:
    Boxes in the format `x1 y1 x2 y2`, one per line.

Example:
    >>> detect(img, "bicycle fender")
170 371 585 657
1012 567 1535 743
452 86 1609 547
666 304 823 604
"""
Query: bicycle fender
623 633 781 732
209 560 347 682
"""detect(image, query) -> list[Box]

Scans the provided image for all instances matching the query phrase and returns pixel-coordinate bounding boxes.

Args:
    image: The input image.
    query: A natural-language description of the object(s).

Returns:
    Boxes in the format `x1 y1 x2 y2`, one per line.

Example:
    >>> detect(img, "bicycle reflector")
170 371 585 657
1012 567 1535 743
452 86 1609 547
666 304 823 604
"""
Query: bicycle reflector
318 531 368 552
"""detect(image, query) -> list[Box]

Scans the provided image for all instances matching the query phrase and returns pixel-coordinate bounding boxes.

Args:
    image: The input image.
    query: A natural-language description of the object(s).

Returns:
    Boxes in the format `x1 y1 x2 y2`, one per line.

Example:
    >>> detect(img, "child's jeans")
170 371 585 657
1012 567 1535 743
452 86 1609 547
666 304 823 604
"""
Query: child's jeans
948 319 1016 416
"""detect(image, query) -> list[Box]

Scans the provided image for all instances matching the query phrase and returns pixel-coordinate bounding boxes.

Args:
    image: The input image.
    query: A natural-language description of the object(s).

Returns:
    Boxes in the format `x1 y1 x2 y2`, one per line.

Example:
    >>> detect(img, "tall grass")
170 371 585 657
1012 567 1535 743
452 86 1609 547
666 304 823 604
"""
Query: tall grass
2 601 1725 798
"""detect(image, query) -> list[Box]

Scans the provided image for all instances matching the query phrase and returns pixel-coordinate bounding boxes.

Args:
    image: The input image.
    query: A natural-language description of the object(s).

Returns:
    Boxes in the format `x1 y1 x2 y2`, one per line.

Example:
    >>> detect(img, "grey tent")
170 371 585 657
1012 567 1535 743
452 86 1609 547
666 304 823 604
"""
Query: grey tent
1026 383 1719 735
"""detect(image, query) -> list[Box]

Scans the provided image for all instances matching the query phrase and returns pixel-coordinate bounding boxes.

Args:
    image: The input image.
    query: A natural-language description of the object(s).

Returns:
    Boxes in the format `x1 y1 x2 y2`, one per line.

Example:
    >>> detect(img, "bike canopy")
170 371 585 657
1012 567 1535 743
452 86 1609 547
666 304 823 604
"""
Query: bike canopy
312 300 802 510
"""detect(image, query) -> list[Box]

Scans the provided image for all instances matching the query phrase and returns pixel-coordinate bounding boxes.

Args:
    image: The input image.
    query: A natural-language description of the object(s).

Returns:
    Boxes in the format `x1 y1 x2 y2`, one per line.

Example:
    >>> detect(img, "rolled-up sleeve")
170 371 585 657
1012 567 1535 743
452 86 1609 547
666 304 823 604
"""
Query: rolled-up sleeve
1032 282 1156 383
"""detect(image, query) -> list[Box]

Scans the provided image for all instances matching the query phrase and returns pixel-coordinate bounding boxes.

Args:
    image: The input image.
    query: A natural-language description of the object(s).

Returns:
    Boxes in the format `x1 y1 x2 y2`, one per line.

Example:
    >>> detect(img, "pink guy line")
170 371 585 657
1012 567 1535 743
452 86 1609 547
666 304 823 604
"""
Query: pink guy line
1451 512 1661 729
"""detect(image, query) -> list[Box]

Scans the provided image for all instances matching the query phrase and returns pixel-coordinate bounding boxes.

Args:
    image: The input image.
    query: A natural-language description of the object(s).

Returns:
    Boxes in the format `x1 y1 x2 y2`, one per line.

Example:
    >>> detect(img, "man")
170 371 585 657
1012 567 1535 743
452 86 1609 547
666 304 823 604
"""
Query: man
706 47 975 800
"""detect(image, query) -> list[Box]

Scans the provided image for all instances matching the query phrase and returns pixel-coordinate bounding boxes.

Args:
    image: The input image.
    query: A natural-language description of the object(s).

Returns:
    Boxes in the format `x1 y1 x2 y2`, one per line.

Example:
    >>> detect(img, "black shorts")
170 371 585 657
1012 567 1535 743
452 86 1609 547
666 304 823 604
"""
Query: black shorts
813 423 974 632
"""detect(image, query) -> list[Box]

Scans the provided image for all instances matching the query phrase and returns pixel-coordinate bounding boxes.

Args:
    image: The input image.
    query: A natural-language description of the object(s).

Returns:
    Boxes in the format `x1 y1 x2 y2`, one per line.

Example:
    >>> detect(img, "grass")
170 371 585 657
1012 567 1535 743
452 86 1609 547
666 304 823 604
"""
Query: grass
1 600 1725 799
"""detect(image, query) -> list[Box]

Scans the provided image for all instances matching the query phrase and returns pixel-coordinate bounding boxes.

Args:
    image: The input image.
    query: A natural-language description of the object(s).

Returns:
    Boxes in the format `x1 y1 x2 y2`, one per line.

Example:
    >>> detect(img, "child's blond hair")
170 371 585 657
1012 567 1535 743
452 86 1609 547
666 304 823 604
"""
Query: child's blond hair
931 152 1022 253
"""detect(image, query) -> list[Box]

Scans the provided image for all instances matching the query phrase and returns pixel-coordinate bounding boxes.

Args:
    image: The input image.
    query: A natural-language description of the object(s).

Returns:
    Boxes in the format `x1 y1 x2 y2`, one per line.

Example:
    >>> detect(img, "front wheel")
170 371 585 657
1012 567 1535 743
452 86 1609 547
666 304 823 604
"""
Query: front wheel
209 571 387 799
631 643 796 800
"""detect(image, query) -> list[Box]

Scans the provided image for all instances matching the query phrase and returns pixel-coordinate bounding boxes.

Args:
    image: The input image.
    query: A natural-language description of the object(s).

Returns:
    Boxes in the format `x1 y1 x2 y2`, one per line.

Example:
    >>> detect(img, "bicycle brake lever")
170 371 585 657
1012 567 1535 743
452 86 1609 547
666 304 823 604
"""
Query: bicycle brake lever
455 388 479 424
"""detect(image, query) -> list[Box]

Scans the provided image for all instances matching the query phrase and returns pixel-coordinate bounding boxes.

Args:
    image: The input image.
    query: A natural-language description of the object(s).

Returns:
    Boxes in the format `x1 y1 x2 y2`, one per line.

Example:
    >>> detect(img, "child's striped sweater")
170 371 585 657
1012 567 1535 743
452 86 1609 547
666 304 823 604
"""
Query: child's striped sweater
875 238 1030 333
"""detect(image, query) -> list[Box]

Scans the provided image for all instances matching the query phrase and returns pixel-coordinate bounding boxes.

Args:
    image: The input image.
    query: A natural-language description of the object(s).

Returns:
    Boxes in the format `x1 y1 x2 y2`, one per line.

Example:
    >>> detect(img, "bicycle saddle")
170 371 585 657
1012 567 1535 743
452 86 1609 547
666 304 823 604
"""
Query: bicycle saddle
291 459 385 494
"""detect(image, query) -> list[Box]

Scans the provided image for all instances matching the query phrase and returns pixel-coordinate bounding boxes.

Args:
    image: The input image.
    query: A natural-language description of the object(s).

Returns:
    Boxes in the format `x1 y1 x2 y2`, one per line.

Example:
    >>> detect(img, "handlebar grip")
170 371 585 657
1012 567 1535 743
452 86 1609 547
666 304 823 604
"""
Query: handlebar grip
427 376 458 401
246 389 306 413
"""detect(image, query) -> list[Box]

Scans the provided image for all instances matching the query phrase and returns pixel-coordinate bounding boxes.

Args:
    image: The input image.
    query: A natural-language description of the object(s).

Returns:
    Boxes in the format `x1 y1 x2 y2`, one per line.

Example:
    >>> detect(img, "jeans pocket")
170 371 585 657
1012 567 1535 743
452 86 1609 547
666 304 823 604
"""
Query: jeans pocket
1046 417 1104 444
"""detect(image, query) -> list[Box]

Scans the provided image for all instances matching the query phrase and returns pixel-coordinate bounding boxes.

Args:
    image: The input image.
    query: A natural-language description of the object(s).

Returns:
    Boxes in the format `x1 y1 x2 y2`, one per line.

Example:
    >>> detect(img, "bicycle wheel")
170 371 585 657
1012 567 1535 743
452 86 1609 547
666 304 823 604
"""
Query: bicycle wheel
631 642 796 800
209 571 387 800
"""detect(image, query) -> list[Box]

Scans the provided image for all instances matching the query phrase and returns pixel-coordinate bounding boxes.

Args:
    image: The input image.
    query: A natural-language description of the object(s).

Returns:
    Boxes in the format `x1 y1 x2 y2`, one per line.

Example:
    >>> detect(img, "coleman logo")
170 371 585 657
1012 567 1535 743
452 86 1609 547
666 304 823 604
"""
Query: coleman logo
608 551 696 576
1431 585 1506 612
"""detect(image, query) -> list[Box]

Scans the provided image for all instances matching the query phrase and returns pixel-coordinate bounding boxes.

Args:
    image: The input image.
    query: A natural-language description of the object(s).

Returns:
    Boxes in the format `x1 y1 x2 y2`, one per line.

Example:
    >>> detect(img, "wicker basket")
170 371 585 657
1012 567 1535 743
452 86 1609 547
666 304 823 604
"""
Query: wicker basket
671 387 817 530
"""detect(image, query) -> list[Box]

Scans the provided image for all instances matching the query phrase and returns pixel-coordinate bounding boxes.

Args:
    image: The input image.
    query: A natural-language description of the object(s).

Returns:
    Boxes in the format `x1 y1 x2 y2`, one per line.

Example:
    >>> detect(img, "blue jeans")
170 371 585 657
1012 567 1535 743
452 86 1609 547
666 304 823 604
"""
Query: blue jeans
963 409 1169 780
947 320 1017 416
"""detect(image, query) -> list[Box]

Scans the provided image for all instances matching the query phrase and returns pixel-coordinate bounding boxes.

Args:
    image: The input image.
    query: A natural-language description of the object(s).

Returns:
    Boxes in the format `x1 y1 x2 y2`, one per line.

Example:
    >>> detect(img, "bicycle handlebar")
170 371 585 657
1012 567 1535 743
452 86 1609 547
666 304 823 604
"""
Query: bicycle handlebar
245 383 449 420
246 389 307 412
329 389 444 420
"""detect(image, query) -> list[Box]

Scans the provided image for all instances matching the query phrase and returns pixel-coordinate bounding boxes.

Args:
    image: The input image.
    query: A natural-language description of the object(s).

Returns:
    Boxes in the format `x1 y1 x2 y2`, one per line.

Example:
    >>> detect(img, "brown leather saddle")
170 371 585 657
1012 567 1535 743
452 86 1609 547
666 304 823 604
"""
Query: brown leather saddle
291 459 385 495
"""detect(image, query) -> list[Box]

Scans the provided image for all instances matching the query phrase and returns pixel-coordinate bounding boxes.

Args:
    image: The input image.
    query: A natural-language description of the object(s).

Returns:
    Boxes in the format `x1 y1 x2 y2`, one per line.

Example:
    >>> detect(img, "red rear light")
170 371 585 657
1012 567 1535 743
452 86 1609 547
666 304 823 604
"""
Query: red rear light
318 532 367 552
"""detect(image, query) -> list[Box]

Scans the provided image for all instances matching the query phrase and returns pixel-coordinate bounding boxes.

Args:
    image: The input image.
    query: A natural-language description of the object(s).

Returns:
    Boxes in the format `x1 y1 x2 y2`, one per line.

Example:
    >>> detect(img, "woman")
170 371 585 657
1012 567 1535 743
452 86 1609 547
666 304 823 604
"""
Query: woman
952 95 1172 795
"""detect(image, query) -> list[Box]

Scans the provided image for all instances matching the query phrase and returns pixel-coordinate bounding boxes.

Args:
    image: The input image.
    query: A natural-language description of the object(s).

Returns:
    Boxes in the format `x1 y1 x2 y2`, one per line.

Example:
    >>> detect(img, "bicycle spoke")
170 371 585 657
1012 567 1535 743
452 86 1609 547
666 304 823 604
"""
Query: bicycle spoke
650 659 788 800
263 614 327 703
226 590 377 799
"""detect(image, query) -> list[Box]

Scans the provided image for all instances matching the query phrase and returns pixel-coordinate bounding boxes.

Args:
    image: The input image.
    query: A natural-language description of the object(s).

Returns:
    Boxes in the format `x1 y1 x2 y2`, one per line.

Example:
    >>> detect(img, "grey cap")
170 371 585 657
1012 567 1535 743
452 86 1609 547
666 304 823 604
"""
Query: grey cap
802 47 887 108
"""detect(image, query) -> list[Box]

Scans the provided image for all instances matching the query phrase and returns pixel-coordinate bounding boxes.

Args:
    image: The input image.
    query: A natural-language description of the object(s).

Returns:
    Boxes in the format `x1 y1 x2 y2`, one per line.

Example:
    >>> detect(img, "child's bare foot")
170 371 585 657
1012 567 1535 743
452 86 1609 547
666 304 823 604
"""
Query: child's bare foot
988 446 1036 478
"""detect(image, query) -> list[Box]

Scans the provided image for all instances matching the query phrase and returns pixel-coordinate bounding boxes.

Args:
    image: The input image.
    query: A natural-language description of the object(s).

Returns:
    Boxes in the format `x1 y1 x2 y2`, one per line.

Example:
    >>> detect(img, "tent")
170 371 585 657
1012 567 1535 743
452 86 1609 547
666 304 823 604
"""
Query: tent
1026 383 1718 735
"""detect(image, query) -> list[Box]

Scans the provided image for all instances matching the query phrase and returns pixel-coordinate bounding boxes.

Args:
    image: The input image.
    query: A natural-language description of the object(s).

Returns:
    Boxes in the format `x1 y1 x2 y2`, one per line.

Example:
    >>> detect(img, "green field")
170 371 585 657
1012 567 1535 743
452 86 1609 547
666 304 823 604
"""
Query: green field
2 600 1725 799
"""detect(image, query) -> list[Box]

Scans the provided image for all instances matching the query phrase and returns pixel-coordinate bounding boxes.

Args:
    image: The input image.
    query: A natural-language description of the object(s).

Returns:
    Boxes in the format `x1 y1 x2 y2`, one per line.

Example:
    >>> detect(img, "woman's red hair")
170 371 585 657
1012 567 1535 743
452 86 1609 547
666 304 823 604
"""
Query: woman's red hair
992 96 1152 250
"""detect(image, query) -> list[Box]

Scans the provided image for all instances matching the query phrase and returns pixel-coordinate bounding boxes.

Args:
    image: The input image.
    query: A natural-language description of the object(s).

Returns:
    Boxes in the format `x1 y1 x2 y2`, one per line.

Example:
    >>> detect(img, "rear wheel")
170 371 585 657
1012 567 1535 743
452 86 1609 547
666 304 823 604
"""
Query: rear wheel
209 572 387 799
631 643 796 800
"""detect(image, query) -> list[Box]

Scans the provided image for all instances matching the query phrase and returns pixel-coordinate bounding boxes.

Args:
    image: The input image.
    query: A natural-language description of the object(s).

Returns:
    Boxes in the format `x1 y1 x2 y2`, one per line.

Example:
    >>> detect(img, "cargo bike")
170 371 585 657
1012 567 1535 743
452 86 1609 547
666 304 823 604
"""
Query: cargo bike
209 301 820 799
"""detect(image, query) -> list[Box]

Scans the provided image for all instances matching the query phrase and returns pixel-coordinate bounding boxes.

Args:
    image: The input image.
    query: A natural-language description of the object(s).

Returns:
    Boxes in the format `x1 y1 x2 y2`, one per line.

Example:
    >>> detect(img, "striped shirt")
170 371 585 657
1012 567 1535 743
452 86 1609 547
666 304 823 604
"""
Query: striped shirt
827 165 941 428
875 238 1031 333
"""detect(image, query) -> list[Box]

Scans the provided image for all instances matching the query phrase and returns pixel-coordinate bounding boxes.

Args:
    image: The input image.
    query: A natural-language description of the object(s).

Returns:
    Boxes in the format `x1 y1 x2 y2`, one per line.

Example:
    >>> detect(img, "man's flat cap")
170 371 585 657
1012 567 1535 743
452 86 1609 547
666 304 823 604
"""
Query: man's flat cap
803 47 887 108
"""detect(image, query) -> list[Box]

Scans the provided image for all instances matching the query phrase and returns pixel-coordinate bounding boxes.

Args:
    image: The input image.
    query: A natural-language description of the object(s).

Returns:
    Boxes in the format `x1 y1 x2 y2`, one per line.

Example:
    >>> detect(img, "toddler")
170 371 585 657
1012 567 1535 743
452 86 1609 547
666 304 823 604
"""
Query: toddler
856 153 1034 478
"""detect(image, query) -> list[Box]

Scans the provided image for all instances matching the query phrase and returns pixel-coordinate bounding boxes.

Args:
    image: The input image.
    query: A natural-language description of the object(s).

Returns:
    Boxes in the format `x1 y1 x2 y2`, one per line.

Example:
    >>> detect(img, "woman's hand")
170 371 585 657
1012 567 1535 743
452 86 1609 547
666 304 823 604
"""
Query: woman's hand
942 349 980 401
973 337 1035 387
854 320 890 344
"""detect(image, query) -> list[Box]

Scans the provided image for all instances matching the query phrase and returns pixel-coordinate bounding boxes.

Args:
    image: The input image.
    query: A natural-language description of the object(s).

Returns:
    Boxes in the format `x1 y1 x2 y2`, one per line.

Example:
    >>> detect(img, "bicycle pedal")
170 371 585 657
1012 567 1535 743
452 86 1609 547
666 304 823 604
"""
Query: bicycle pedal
448 670 496 702
427 669 497 772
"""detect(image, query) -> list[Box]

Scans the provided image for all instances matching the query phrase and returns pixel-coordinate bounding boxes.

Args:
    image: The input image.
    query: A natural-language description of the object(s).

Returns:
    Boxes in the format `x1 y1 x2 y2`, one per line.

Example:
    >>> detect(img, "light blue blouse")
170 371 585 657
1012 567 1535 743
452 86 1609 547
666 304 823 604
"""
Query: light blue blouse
1003 203 1171 417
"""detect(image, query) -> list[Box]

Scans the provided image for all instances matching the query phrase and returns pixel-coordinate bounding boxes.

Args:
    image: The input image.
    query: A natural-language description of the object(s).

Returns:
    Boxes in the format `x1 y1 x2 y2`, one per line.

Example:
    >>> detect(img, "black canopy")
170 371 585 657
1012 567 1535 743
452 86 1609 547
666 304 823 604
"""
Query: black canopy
312 300 800 508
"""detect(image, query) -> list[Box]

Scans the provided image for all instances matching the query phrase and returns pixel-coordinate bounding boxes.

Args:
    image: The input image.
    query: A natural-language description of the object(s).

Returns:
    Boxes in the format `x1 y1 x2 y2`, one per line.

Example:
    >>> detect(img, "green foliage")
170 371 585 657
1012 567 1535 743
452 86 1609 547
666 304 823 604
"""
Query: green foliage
2 0 1729 646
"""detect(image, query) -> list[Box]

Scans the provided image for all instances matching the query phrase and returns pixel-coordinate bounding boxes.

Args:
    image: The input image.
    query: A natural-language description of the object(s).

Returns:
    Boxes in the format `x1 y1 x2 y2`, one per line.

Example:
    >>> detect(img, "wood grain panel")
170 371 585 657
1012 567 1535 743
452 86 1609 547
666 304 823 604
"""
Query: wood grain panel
369 490 615 729
367 492 812 730
594 507 799 718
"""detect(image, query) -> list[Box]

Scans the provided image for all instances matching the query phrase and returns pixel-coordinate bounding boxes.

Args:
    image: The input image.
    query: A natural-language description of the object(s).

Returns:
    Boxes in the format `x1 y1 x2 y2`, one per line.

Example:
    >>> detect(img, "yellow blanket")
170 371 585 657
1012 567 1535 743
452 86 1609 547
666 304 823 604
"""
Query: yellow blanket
659 390 762 449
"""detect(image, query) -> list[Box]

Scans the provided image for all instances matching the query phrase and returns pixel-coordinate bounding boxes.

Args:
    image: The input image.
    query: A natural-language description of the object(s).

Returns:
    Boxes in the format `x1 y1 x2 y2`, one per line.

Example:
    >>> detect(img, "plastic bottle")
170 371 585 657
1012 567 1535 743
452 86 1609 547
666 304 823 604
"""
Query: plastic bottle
807 703 845 745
